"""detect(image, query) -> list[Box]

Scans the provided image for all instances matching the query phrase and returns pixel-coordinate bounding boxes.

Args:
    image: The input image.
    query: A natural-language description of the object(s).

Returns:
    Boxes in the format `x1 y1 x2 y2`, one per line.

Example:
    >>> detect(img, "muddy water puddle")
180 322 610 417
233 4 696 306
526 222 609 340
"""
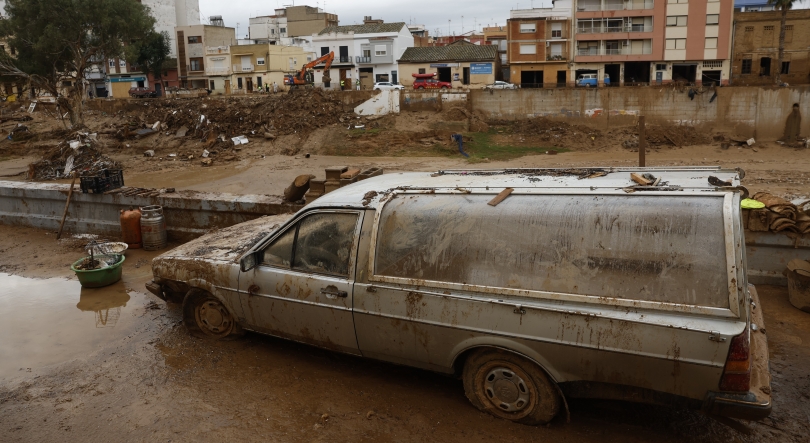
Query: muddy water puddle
0 273 145 378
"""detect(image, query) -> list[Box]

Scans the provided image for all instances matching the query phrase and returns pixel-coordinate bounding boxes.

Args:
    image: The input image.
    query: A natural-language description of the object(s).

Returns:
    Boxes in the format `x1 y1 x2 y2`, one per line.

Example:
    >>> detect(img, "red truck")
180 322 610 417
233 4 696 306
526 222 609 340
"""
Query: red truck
412 73 451 90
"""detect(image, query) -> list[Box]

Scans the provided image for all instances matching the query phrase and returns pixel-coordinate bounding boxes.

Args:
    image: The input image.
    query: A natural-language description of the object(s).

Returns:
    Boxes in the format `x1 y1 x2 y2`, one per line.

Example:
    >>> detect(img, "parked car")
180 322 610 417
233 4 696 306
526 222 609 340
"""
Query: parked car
576 73 610 87
483 81 517 90
129 87 157 98
147 167 771 425
373 82 405 91
413 78 452 90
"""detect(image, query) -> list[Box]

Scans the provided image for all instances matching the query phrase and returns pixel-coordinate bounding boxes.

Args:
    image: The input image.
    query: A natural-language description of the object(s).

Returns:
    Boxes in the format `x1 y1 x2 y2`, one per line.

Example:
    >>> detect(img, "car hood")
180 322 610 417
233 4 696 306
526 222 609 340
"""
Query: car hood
157 214 293 263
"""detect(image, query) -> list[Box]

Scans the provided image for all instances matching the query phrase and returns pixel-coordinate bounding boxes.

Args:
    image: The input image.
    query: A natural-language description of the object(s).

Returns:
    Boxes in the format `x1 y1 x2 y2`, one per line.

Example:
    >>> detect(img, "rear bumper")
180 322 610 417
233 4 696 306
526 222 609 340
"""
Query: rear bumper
703 391 771 420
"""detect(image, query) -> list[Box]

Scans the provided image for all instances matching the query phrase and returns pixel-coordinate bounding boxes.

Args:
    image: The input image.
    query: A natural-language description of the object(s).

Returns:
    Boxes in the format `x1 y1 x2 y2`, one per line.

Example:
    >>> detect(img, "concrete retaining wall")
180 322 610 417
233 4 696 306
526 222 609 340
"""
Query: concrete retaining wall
468 87 810 140
0 181 301 242
355 90 400 116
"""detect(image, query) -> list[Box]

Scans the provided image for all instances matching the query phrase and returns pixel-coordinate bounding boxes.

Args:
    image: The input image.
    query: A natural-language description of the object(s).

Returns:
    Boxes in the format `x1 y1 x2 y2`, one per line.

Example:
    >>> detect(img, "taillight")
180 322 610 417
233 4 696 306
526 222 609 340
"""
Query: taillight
719 326 751 392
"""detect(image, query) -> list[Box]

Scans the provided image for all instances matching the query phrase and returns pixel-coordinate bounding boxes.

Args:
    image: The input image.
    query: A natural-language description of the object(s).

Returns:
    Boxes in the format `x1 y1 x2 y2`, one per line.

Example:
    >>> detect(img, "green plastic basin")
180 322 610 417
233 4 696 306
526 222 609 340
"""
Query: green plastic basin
70 254 125 288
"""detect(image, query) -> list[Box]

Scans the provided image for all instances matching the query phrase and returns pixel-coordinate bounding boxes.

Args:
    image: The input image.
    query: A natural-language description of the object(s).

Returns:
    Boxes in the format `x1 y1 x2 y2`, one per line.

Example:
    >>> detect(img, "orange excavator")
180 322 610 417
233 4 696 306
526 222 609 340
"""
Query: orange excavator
287 51 334 92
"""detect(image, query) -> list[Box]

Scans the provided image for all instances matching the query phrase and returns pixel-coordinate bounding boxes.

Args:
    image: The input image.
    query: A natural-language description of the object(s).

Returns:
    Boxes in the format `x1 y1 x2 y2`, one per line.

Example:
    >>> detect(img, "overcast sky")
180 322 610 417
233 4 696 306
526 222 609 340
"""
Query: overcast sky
198 0 558 38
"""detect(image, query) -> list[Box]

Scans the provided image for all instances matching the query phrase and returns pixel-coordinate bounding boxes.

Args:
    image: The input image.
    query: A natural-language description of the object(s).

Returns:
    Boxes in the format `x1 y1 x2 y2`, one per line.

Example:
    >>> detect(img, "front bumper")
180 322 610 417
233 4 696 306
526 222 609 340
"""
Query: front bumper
145 280 166 300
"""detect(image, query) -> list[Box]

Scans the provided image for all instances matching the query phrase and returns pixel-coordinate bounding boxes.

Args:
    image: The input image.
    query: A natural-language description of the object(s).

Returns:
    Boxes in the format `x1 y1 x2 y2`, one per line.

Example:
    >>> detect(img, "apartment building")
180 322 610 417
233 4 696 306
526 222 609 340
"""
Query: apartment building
142 0 201 58
176 24 237 88
731 9 810 85
484 26 509 80
507 2 574 87
249 6 338 44
312 19 414 89
573 0 733 86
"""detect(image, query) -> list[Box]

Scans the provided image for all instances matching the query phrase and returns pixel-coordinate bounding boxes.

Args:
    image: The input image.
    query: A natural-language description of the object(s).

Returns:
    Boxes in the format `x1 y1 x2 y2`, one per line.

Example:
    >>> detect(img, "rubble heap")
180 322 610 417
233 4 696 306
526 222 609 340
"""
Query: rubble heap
28 132 120 180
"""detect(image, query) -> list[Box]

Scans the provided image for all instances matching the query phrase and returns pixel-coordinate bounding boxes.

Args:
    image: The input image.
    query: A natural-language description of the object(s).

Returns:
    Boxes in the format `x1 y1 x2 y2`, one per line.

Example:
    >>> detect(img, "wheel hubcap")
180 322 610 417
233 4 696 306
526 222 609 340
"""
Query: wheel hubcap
197 300 232 335
484 367 531 412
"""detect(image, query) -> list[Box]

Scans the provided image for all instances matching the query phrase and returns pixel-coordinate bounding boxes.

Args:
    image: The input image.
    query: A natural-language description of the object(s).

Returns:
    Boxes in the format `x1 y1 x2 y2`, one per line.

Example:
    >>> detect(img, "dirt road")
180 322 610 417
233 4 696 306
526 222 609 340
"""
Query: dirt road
0 223 808 443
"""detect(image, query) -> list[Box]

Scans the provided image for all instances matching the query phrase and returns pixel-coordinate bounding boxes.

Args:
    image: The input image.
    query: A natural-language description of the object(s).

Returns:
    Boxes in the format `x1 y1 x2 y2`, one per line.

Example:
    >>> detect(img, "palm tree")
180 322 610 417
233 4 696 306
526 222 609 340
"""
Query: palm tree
768 0 796 85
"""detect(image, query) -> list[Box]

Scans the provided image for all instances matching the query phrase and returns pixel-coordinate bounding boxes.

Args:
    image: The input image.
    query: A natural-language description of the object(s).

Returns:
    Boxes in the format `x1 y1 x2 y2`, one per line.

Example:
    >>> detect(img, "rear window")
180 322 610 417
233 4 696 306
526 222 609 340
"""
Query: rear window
374 194 730 308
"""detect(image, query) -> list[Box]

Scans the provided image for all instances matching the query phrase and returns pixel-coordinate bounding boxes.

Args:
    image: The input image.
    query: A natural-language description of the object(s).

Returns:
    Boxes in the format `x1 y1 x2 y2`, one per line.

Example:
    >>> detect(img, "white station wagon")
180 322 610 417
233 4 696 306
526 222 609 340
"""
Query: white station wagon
147 167 771 425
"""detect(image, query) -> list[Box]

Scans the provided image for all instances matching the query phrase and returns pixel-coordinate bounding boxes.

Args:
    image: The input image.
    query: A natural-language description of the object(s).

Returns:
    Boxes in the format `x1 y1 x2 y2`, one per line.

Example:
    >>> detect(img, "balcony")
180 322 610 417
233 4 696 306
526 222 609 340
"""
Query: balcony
355 56 371 64
206 67 231 75
339 56 351 63
576 46 652 56
578 25 652 33
576 0 654 11
233 64 254 73
206 46 229 54
547 54 567 61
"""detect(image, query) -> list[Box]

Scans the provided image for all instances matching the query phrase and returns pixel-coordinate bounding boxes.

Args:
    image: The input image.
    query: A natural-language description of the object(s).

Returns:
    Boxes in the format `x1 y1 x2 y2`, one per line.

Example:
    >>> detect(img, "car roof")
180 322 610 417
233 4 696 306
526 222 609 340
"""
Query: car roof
307 167 744 209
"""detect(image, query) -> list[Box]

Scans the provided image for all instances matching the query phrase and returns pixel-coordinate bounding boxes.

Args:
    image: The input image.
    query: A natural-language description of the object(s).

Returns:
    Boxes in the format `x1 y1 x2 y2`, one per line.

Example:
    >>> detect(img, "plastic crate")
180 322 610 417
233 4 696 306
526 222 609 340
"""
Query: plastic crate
79 169 124 194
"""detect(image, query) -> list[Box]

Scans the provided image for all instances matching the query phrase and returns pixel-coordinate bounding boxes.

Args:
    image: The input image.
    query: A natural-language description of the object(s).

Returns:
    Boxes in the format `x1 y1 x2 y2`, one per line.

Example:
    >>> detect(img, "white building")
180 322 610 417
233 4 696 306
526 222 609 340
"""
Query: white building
143 0 201 58
311 19 414 89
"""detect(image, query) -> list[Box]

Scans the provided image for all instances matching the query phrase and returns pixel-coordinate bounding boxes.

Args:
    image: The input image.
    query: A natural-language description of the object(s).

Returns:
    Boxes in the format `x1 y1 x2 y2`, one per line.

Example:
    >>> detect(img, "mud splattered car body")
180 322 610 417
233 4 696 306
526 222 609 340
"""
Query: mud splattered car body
148 167 771 424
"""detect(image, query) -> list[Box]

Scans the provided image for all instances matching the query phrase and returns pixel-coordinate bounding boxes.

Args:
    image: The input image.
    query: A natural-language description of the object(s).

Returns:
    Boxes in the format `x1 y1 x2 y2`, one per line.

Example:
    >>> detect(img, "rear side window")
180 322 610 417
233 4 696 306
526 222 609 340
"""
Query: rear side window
374 194 730 308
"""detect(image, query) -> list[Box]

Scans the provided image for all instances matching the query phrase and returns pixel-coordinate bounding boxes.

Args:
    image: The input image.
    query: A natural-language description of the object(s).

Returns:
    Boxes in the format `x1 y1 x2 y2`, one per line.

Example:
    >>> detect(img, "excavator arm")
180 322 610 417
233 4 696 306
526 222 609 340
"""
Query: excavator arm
293 51 334 85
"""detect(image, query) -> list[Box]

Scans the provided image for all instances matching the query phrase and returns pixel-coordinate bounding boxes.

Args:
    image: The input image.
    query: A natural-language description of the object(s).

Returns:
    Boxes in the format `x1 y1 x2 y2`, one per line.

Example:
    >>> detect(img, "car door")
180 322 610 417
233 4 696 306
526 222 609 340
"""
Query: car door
239 210 364 355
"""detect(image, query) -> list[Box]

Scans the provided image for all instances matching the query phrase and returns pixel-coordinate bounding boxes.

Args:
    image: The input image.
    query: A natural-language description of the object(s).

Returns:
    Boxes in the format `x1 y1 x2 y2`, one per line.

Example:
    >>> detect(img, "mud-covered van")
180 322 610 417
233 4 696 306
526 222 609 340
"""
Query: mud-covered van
147 167 771 425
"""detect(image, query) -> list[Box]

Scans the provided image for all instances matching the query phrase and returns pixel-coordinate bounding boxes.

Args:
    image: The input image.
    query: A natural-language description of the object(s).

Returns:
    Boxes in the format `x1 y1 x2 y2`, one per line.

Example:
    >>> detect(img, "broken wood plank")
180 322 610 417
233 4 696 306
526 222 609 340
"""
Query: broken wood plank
488 188 514 207
630 173 652 186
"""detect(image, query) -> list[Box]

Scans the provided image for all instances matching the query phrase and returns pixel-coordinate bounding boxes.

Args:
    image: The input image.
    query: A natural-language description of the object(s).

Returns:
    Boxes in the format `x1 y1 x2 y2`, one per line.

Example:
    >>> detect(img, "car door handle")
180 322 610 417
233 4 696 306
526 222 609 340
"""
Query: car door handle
321 287 348 298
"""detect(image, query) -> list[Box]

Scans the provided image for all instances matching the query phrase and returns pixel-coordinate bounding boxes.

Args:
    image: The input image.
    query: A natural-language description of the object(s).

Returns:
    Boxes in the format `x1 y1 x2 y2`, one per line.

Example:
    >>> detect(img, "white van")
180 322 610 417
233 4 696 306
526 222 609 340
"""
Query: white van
148 167 771 425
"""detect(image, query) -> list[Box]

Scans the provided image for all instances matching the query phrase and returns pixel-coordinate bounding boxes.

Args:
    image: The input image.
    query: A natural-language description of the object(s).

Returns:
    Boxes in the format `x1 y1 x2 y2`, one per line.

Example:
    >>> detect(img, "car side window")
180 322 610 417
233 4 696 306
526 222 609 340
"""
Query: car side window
292 213 358 276
261 226 296 267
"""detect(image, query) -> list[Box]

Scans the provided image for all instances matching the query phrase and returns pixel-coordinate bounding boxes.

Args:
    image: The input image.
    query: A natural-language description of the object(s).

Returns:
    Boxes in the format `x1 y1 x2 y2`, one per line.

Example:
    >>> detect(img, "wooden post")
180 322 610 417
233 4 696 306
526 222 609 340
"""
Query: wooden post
638 116 646 167
56 172 77 240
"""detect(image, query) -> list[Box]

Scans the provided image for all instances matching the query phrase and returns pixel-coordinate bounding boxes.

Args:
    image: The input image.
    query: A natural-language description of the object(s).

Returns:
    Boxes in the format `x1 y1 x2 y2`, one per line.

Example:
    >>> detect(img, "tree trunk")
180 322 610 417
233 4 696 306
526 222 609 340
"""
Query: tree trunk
775 7 787 85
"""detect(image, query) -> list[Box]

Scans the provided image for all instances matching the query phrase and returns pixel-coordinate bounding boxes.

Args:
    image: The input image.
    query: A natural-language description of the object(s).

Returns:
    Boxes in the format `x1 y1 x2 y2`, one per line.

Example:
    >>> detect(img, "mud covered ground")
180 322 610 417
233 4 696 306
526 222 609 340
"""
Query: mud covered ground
0 224 808 443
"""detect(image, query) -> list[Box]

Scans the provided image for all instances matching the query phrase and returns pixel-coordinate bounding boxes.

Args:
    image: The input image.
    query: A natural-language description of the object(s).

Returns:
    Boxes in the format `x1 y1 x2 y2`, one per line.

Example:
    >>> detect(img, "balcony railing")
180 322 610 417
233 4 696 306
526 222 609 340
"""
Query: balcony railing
576 47 652 56
578 25 652 33
576 0 653 11
339 56 351 63
206 46 229 54
356 56 371 63
187 65 205 72
233 64 254 72
206 67 230 75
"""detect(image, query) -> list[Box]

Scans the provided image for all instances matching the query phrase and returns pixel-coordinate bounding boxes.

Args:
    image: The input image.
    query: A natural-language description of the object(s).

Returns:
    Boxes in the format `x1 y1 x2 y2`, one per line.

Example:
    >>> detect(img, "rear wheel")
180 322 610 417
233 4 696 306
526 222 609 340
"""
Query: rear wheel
182 289 243 339
463 349 560 425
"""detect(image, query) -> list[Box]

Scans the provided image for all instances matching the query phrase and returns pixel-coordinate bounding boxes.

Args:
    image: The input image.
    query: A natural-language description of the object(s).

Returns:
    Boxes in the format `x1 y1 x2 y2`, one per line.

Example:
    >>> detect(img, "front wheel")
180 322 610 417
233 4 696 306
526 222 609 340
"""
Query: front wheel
463 349 560 425
182 289 243 339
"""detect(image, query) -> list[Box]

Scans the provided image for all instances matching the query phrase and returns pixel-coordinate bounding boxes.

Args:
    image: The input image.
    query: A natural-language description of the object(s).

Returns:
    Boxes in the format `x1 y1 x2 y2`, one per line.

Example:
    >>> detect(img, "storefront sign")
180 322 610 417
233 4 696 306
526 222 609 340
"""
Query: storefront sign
470 63 493 75
430 63 459 68
109 77 145 83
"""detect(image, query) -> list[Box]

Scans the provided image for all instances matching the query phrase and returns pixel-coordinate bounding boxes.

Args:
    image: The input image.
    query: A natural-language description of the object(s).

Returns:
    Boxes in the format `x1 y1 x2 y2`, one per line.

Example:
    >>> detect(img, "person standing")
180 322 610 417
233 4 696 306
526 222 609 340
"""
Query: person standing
340 79 345 91
356 78 360 90
783 103 802 145
273 82 278 94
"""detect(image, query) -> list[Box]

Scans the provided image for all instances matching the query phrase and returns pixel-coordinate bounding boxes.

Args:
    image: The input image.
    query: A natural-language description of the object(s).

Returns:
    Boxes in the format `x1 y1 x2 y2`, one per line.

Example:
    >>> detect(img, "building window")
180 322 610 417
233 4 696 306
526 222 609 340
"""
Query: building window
745 26 753 32
519 23 536 33
280 27 286 33
667 0 688 3
109 59 115 68
656 63 667 71
519 44 536 54
237 77 243 89
704 60 723 68
781 61 790 75
418 68 426 74
706 14 719 25
321 46 329 56
741 59 752 74
188 36 201 44
665 39 686 50
257 57 265 65
189 57 203 71
270 29 275 34
551 23 562 38
375 45 387 56
763 25 774 31
666 16 687 27
705 37 717 49
210 80 215 90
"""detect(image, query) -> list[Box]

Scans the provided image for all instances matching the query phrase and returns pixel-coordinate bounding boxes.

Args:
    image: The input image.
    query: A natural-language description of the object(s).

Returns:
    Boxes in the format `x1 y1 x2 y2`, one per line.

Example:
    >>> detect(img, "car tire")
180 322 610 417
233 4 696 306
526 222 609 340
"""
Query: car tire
416 86 424 90
463 349 560 425
441 86 450 89
182 288 243 340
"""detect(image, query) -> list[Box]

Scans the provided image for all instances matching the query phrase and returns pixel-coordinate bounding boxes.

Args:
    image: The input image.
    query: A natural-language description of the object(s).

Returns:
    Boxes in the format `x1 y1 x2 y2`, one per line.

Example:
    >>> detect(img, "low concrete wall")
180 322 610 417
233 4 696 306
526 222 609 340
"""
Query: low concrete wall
469 87 810 140
0 181 302 242
355 90 400 116
401 92 469 112
746 230 810 286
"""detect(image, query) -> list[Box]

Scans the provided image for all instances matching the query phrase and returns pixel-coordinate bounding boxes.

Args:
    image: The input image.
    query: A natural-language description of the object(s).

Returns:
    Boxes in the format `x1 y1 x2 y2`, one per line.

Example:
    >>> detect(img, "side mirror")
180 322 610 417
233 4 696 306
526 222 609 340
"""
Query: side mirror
240 253 257 272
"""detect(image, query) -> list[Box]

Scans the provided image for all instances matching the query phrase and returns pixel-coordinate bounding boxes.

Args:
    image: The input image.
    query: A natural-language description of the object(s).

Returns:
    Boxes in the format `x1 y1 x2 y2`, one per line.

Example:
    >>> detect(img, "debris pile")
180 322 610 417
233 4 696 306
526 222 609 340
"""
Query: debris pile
745 192 810 234
28 132 120 180
494 117 603 149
